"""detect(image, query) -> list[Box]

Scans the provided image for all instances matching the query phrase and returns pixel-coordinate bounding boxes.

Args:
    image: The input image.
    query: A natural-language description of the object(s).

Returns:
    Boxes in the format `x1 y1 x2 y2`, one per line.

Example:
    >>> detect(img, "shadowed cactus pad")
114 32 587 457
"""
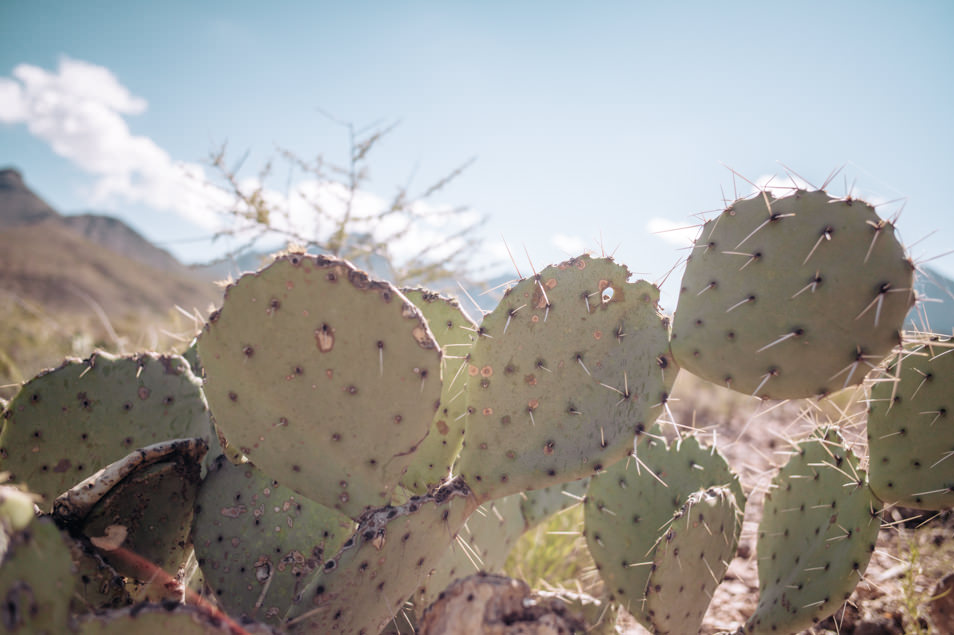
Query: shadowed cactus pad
283 479 477 634
197 253 442 520
867 337 954 510
456 255 676 502
0 516 75 633
0 352 211 509
671 190 914 399
743 426 880 634
192 455 355 626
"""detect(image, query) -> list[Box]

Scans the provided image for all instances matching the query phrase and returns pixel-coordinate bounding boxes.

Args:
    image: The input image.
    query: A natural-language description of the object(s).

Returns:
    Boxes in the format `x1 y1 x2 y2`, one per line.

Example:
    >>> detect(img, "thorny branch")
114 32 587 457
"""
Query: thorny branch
205 117 486 289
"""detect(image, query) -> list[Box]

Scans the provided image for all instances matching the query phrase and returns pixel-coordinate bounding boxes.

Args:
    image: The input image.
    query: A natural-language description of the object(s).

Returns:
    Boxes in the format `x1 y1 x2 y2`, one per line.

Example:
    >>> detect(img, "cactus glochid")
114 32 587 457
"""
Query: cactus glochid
0 178 932 635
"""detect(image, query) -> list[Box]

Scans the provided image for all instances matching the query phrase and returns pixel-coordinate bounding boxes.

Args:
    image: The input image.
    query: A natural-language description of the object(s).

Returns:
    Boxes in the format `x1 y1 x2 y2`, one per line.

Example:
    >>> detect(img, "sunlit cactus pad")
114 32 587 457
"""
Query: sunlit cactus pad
867 337 954 510
456 255 676 502
0 351 211 509
671 190 914 399
197 253 442 520
743 426 880 634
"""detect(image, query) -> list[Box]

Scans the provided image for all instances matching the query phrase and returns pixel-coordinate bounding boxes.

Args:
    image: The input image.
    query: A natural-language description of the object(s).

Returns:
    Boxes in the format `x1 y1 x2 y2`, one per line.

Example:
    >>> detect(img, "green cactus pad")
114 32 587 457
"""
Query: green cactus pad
283 479 477 635
456 255 676 502
867 337 954 509
671 190 914 399
415 493 525 611
0 516 75 634
197 253 443 520
192 455 355 626
400 288 477 493
584 428 744 628
644 486 743 634
743 426 880 634
0 351 211 509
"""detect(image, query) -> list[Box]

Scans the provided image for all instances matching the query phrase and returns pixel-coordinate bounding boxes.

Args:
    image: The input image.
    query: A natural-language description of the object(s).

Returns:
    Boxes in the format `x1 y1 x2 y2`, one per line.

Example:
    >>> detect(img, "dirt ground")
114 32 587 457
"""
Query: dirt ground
629 373 954 635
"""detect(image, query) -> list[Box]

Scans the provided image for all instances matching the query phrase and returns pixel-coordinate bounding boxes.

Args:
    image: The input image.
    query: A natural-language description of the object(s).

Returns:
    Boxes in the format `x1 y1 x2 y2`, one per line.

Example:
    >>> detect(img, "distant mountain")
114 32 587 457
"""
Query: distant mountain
0 168 59 228
60 212 192 276
0 167 217 319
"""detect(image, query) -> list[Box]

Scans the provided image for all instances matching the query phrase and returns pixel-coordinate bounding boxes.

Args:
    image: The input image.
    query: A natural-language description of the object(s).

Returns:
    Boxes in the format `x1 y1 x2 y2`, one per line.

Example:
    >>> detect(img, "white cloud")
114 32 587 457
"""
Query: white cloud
551 233 587 256
0 56 487 273
646 217 700 247
0 56 227 229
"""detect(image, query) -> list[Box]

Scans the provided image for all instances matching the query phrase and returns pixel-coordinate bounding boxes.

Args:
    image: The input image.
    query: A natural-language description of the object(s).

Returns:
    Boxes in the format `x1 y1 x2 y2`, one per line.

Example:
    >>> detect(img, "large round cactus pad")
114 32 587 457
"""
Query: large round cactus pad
456 255 675 502
0 352 211 509
197 254 442 520
671 190 914 399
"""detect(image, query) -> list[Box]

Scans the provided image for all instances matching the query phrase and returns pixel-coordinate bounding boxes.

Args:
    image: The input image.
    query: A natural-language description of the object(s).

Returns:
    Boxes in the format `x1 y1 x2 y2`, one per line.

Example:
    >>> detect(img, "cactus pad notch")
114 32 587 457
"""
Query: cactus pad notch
671 190 915 399
456 254 676 502
197 253 443 520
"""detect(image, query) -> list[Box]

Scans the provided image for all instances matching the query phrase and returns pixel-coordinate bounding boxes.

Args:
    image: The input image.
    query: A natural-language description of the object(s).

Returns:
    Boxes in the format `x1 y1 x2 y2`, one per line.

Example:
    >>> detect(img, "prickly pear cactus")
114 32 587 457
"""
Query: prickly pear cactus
196 253 442 520
0 351 211 508
584 428 744 631
644 486 743 634
867 336 954 510
456 255 676 502
671 190 914 399
742 426 880 634
400 288 477 493
192 455 355 626
284 480 477 634
0 515 75 634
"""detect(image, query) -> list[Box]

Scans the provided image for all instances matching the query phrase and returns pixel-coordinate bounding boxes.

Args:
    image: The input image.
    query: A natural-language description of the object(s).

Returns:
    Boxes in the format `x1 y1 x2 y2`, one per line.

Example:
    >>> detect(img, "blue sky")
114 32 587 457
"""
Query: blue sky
2 1 953 309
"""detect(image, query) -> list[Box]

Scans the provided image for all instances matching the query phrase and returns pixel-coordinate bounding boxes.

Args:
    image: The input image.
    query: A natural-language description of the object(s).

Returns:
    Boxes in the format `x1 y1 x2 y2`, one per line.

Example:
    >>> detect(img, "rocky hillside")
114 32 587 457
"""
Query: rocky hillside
0 168 216 318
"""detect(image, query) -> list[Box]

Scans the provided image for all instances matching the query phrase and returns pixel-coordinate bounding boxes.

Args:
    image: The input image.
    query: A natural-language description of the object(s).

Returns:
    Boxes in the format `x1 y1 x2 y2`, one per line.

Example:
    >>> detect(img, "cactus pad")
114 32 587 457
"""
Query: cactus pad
197 254 442 519
0 351 211 509
867 337 954 509
671 190 914 399
192 455 355 626
456 254 675 502
415 493 525 611
283 479 477 634
400 288 477 492
0 516 75 633
743 426 880 634
644 486 743 634
584 428 744 630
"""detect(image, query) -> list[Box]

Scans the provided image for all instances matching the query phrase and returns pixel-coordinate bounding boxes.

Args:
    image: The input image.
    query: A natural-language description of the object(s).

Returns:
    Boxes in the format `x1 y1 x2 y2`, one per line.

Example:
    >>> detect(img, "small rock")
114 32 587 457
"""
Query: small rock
418 572 586 635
